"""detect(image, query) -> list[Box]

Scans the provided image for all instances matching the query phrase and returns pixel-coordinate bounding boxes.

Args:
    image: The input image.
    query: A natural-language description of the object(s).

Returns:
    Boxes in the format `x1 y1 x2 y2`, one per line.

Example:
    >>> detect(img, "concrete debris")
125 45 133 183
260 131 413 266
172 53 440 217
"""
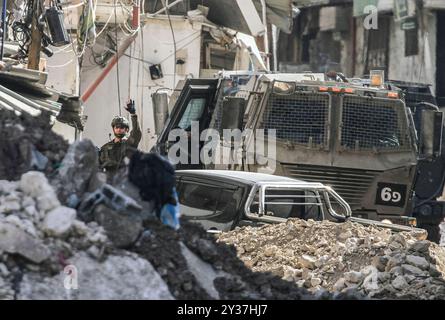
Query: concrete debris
0 110 68 181
17 252 174 300
93 204 143 248
0 221 51 263
42 206 77 238
51 139 99 205
218 218 445 299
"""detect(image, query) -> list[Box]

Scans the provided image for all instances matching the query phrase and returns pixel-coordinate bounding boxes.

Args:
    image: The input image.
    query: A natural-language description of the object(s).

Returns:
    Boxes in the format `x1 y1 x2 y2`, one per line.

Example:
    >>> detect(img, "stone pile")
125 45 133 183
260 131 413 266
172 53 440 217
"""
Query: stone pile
217 219 445 299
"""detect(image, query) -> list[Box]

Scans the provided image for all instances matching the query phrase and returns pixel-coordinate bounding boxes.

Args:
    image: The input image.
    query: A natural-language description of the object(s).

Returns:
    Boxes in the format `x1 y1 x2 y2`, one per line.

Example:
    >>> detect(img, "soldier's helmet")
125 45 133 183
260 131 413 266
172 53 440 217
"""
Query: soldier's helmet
111 116 129 129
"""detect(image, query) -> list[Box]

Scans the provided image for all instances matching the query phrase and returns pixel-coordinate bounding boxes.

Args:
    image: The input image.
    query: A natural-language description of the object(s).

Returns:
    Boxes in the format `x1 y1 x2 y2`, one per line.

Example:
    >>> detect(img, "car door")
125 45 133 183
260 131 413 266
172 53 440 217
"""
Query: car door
176 177 244 231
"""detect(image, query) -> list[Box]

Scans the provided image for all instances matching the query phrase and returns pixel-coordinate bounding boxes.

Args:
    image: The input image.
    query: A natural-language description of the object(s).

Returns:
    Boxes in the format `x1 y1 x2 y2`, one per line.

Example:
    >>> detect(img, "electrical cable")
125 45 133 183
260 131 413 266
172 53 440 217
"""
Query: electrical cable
162 0 177 90
114 0 122 116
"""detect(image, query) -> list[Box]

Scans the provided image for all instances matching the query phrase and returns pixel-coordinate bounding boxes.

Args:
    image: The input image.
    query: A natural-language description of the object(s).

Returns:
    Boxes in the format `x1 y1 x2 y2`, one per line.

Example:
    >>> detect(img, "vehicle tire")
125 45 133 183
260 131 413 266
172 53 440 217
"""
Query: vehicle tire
418 223 441 244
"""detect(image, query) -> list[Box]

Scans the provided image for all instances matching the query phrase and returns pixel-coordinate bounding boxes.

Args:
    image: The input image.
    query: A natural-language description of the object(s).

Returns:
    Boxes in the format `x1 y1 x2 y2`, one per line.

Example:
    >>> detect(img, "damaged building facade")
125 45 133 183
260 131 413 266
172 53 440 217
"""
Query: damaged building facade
278 0 445 106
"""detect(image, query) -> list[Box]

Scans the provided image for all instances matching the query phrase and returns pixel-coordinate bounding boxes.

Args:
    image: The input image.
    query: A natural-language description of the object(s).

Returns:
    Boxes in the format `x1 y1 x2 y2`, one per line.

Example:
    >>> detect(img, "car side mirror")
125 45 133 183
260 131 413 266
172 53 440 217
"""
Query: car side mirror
152 92 169 135
220 97 246 131
420 109 443 158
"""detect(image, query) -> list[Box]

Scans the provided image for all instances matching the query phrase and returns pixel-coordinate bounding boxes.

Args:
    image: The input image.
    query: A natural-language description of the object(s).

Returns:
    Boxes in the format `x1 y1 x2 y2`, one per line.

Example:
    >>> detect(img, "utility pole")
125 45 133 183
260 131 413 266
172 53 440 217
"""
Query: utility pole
28 0 43 70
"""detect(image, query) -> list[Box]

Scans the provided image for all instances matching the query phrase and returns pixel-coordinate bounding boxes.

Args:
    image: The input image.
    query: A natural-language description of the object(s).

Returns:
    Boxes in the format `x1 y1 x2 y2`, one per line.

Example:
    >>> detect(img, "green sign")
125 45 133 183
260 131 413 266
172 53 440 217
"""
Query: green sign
401 17 417 30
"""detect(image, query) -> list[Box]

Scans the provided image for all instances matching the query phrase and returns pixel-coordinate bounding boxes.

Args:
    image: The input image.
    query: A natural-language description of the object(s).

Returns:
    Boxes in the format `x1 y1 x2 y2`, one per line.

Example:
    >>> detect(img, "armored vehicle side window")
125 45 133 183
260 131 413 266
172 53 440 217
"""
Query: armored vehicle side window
178 98 207 130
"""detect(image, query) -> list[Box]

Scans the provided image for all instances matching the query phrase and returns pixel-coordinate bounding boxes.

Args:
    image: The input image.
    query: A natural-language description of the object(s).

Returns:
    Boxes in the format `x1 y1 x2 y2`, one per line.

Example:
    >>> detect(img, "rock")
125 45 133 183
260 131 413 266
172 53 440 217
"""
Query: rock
377 272 390 283
362 266 379 292
0 263 10 277
429 265 443 277
344 271 364 284
22 196 36 208
264 246 277 257
24 205 38 219
0 180 19 194
338 231 352 242
42 206 77 237
372 256 388 272
388 266 404 276
311 277 322 287
402 264 426 276
20 171 53 198
36 192 61 213
0 221 50 263
405 255 429 270
385 254 405 271
333 278 346 291
93 204 142 248
409 240 431 253
0 200 21 213
52 139 99 204
299 255 316 269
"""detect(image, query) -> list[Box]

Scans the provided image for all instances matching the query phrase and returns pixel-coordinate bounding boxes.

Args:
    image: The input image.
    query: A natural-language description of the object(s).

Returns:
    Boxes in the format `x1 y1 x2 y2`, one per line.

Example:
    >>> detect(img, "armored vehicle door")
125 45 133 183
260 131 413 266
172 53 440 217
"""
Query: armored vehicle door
155 79 219 168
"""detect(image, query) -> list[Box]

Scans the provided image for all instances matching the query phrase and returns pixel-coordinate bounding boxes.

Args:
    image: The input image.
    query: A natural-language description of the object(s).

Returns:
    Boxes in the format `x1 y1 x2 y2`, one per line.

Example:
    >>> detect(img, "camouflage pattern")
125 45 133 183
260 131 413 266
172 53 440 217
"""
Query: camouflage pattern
99 114 142 174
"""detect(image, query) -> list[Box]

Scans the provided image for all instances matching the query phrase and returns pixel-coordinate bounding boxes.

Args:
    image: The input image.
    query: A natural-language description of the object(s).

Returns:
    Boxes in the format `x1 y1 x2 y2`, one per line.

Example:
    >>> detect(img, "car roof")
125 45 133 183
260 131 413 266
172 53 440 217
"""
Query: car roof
176 170 312 185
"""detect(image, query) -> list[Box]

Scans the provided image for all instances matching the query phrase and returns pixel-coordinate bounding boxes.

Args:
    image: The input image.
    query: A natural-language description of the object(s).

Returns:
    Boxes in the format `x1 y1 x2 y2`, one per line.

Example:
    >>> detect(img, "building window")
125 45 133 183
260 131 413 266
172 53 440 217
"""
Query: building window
405 28 418 57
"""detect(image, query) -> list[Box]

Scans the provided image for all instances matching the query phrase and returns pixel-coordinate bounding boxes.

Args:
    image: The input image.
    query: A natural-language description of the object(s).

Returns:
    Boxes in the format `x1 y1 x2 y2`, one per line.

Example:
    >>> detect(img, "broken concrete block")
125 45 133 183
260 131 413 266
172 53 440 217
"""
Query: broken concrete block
392 275 408 290
299 255 316 269
37 192 61 213
0 221 50 263
0 180 19 194
20 171 53 198
405 255 429 270
0 200 21 213
42 206 76 238
93 204 143 248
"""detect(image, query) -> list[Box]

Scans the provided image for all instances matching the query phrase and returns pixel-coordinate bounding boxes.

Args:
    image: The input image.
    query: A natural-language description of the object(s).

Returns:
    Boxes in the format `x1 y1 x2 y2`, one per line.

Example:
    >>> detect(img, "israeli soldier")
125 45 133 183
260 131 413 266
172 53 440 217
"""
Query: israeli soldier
99 100 142 178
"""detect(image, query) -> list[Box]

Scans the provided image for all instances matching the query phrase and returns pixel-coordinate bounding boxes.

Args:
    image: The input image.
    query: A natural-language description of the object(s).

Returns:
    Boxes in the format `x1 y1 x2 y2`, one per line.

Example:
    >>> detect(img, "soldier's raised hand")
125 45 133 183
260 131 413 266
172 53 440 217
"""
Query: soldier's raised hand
125 99 136 115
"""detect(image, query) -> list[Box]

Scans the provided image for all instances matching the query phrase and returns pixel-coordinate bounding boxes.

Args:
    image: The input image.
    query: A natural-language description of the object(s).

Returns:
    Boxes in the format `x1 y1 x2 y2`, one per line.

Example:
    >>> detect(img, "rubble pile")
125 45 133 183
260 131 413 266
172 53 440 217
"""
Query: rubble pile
0 110 320 300
1 110 443 300
218 219 445 299
0 110 68 181
0 171 317 300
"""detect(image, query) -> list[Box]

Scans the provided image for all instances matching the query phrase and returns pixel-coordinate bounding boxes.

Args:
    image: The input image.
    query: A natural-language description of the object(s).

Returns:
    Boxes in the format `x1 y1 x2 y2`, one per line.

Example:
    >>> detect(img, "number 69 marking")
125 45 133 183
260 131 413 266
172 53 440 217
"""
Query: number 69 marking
381 187 402 203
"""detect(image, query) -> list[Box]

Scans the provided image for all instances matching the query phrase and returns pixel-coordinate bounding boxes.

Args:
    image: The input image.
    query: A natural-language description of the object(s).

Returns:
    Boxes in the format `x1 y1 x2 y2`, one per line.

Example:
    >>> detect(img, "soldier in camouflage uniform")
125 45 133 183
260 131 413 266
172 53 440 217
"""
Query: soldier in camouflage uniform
99 100 142 178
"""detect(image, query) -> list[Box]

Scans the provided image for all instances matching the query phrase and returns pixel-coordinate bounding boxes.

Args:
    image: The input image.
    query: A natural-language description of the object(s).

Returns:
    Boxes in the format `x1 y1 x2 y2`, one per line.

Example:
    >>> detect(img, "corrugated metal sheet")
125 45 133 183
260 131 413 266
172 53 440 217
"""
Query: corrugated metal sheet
0 84 61 117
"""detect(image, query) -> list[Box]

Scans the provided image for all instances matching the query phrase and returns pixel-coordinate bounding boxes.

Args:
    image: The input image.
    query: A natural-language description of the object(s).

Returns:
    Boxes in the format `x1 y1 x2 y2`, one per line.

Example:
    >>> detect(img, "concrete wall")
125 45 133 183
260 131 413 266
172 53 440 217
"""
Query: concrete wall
80 18 203 151
388 10 437 89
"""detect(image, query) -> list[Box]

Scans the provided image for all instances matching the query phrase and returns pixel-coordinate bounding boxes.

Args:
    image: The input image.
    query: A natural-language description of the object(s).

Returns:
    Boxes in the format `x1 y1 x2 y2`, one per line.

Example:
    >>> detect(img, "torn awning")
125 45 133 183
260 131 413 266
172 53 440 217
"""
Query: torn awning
190 0 295 35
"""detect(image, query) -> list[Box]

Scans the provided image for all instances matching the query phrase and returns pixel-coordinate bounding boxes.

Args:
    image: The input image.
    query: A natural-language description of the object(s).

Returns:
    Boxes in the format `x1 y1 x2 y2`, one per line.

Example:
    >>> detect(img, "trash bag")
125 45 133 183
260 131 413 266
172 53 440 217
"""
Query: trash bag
128 151 176 215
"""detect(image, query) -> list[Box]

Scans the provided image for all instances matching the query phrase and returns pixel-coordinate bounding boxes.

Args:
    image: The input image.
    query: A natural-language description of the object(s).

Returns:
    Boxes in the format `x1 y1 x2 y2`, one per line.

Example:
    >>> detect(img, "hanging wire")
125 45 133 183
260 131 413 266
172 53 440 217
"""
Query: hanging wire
114 0 122 116
161 0 177 90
